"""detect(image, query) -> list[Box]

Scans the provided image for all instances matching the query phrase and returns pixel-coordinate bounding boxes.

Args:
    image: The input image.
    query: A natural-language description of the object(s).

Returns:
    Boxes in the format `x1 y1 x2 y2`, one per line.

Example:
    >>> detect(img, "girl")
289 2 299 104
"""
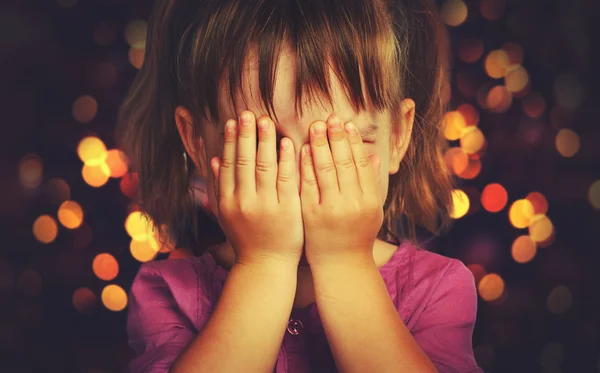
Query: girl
119 0 483 372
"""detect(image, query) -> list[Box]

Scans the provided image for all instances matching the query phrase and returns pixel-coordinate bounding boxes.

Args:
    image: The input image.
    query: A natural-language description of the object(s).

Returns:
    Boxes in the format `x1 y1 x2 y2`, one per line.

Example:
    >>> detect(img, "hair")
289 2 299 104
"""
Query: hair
117 0 455 256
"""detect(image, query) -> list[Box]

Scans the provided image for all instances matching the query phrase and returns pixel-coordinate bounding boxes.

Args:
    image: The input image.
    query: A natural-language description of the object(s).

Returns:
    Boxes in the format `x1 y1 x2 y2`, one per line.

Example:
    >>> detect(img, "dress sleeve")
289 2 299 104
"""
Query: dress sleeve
126 263 198 373
411 260 484 373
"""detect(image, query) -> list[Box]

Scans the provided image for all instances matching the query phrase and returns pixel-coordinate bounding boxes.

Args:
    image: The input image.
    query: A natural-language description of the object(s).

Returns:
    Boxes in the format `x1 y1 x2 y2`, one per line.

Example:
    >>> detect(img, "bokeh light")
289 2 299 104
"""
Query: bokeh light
32 215 58 244
57 200 84 229
120 172 139 199
44 178 71 205
478 273 505 302
125 211 155 241
460 126 486 154
457 158 482 180
130 238 159 262
105 149 129 178
443 111 467 141
124 20 148 48
504 66 529 93
82 163 111 188
526 192 549 215
484 50 510 79
457 103 480 127
444 147 469 175
441 0 468 27
77 136 107 166
72 95 98 124
481 183 508 213
528 214 554 243
101 284 128 312
72 287 97 314
509 199 535 229
547 285 572 315
450 189 470 219
480 0 506 21
589 180 600 209
511 235 537 263
555 129 580 158
92 253 119 281
467 263 487 285
19 153 43 189
457 38 484 63
502 42 524 65
486 85 513 113
128 48 145 69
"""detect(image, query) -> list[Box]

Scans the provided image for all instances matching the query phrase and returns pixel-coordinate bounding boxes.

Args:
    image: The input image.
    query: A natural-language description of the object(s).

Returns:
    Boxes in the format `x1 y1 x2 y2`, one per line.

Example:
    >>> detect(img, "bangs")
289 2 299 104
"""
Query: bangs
173 0 403 126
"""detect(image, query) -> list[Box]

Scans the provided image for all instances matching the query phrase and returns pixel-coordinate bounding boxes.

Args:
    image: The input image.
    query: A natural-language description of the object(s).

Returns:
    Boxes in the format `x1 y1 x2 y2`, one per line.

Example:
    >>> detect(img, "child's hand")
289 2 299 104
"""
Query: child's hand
300 115 384 269
210 111 304 267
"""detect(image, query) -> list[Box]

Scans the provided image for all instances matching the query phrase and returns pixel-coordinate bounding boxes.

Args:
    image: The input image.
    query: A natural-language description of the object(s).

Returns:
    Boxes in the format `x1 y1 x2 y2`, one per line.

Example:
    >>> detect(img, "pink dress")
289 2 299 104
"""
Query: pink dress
126 241 483 372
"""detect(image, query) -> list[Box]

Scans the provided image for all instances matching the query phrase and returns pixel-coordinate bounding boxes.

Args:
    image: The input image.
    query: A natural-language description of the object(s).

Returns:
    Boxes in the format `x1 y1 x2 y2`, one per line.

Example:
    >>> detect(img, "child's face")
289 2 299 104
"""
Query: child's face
178 48 414 219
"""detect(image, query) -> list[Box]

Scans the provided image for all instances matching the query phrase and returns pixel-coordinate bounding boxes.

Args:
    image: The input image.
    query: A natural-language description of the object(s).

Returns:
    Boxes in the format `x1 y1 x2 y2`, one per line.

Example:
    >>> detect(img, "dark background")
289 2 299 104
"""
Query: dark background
1 0 598 372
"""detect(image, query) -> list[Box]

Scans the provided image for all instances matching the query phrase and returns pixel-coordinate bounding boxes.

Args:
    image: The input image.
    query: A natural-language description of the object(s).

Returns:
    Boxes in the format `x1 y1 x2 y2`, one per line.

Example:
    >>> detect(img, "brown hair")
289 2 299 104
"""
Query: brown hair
118 0 455 255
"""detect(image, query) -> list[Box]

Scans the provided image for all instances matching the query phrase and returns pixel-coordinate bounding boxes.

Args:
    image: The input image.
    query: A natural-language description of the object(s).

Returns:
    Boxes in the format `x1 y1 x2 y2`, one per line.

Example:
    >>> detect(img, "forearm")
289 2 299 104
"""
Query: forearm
170 260 297 373
311 260 437 373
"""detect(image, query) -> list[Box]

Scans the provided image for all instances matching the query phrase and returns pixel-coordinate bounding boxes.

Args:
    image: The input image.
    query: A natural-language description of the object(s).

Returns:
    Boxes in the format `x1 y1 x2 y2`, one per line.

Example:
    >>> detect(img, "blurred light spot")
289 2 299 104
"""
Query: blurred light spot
92 253 119 281
120 172 139 199
539 343 564 367
457 158 482 180
486 85 513 113
555 129 580 157
0 259 15 289
450 189 470 219
457 103 479 126
101 284 128 311
444 147 469 175
106 149 129 178
547 285 572 314
554 73 585 110
480 0 506 21
529 214 554 243
77 136 107 166
502 42 524 65
589 180 600 209
484 50 510 79
511 235 537 264
505 66 529 93
124 20 148 48
169 248 194 260
93 21 118 46
473 344 495 368
125 211 154 241
129 48 145 69
82 163 110 188
73 287 97 314
481 183 508 213
72 223 93 249
522 92 546 118
16 270 42 297
478 273 505 302
57 200 84 229
443 111 467 141
467 264 487 285
44 178 70 205
72 96 98 124
457 38 483 63
130 238 159 262
33 215 58 244
509 199 534 229
441 0 468 27
526 192 549 215
57 0 78 7
538 230 556 248
19 153 43 189
460 126 485 154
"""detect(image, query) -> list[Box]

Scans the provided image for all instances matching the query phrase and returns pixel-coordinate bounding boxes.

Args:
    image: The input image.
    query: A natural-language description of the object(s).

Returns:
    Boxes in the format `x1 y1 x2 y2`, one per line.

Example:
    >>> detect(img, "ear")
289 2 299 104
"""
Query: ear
175 106 208 178
389 98 415 175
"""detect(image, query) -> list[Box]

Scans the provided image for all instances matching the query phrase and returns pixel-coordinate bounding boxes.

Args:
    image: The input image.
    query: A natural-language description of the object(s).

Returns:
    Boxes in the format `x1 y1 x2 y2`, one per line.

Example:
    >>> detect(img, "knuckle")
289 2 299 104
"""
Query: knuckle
335 158 355 169
357 156 371 168
236 155 254 167
302 178 319 187
255 160 275 173
277 172 294 184
220 158 235 169
317 163 336 174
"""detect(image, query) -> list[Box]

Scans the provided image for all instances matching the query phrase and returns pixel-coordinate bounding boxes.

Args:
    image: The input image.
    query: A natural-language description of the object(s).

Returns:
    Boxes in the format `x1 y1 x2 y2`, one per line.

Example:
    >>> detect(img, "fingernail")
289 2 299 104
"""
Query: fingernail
241 112 253 127
328 117 342 131
344 122 356 134
226 120 236 132
312 122 326 135
258 118 270 131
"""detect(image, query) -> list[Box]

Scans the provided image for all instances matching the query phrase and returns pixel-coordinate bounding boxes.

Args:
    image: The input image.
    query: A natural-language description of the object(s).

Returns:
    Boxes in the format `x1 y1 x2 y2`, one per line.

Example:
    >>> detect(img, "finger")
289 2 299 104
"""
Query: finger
210 156 220 203
300 144 320 205
219 119 237 199
255 116 277 195
309 121 338 200
277 137 298 202
235 111 257 195
346 121 378 196
326 115 360 196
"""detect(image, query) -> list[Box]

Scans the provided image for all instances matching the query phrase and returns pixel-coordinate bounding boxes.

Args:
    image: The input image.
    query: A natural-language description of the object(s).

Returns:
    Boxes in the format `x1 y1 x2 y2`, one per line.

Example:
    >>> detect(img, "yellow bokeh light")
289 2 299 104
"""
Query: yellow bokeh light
478 273 505 302
130 238 159 262
124 20 148 48
33 215 58 244
484 50 510 79
505 66 529 93
511 235 537 264
486 85 512 113
528 214 554 243
101 284 128 312
77 136 107 166
72 95 98 123
57 200 84 229
460 126 485 154
129 48 145 69
105 149 129 178
72 287 96 313
441 0 468 27
92 253 119 281
19 154 43 189
450 189 470 219
509 199 535 229
443 111 467 141
82 163 110 188
555 129 580 158
589 180 600 209
444 147 469 175
125 211 155 241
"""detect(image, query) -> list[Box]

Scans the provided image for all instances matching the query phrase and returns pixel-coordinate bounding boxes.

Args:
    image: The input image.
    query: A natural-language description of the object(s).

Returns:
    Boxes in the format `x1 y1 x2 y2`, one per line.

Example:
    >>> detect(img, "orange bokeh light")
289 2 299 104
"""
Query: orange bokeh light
457 158 482 180
478 273 505 302
511 235 537 263
481 183 508 213
443 111 467 141
101 284 128 312
72 95 98 124
105 149 129 178
33 215 58 244
526 192 549 215
457 104 480 127
82 163 111 188
484 50 510 79
72 287 97 313
57 200 84 229
92 253 119 281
